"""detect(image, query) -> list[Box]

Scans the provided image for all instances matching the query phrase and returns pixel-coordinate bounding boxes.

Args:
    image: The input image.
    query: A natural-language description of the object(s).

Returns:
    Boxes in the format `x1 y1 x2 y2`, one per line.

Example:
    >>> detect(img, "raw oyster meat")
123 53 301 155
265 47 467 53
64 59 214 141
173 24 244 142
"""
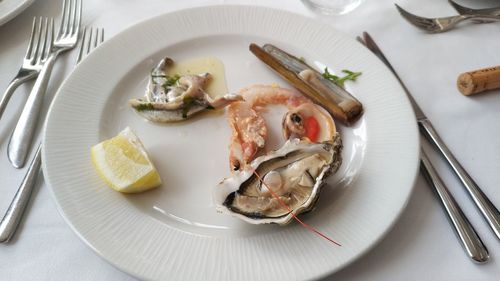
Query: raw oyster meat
215 135 342 225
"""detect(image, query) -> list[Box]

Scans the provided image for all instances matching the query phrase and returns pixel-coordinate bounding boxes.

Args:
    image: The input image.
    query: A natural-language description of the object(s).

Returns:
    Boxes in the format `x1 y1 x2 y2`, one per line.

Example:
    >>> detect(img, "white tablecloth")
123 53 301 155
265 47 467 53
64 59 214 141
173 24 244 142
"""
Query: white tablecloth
1 0 500 280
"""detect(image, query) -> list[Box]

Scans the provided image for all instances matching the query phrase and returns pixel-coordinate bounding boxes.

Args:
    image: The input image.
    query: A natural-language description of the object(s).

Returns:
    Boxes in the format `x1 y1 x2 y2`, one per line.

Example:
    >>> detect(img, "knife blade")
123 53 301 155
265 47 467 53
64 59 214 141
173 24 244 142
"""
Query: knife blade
359 33 426 120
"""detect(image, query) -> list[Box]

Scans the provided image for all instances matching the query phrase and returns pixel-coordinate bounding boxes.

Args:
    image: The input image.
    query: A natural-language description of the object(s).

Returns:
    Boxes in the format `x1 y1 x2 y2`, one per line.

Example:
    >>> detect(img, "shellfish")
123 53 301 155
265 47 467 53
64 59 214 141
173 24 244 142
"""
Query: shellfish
227 84 336 171
249 43 363 125
215 135 342 225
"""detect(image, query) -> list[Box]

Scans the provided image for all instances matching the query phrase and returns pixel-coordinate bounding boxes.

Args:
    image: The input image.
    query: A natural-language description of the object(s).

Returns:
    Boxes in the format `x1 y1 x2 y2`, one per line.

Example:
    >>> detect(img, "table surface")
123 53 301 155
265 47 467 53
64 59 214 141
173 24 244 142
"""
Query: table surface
1 0 500 280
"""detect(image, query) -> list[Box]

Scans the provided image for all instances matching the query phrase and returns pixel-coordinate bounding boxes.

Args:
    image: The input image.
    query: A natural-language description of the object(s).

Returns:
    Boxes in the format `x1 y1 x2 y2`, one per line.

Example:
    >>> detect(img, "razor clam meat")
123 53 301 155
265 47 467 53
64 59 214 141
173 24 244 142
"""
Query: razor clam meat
282 103 336 143
129 57 243 122
215 135 342 225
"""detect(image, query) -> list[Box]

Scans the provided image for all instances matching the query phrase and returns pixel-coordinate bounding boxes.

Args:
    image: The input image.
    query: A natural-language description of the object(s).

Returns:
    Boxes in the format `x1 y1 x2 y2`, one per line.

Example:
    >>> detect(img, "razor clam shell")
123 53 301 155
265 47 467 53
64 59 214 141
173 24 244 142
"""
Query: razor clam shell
262 44 362 105
251 43 363 125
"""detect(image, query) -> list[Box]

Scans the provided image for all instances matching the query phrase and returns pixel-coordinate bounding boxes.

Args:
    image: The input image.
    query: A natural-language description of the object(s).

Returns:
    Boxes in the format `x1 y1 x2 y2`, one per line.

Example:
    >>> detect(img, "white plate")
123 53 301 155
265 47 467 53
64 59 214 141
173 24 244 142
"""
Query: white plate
43 5 419 281
0 0 34 26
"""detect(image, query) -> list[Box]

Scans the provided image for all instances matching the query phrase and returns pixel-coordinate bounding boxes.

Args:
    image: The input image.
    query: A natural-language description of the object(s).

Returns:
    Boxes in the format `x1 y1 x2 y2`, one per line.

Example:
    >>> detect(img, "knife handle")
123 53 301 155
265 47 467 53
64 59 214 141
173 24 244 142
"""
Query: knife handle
419 119 500 240
420 150 489 263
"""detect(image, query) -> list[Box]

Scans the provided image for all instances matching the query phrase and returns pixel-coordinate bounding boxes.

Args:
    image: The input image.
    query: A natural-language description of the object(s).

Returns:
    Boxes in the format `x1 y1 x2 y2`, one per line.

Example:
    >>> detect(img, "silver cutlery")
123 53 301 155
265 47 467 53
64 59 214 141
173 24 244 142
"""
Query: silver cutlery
358 32 490 262
420 150 489 263
0 145 41 243
76 27 104 63
449 0 500 17
0 27 104 243
0 17 53 120
395 4 500 33
8 0 82 169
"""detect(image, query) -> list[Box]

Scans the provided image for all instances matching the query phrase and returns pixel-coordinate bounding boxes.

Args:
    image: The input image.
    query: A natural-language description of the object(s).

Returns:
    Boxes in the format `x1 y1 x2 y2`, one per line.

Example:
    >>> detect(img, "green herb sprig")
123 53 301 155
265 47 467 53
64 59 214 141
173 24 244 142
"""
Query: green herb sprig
164 74 180 87
135 103 154 112
181 96 196 118
322 68 362 88
157 74 180 94
181 96 215 118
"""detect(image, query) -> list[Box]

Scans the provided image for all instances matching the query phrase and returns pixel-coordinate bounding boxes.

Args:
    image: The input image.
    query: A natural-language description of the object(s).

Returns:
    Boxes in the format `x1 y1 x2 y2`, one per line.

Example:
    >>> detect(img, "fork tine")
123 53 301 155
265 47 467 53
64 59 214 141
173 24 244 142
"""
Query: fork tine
25 18 38 60
34 18 49 65
68 0 76 35
100 29 104 44
37 18 49 63
42 18 54 60
66 0 75 36
413 17 434 27
59 0 68 37
74 0 82 36
93 28 100 48
30 17 43 64
76 27 87 64
86 28 93 56
76 27 104 64
395 4 438 30
395 4 423 25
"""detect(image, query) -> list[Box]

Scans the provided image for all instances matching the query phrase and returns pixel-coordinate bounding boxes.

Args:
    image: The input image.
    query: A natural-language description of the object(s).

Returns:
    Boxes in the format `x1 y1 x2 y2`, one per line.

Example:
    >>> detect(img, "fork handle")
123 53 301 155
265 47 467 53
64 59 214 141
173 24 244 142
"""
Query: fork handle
0 71 38 120
8 52 59 169
462 14 500 22
420 150 489 263
0 144 42 243
419 119 500 240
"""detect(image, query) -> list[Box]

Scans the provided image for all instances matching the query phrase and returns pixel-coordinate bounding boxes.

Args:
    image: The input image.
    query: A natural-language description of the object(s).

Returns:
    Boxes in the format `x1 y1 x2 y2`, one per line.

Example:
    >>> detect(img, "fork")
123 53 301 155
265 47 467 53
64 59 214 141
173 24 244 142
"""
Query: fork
395 4 500 33
0 17 53 121
449 0 500 24
8 0 82 169
449 0 500 17
0 27 105 243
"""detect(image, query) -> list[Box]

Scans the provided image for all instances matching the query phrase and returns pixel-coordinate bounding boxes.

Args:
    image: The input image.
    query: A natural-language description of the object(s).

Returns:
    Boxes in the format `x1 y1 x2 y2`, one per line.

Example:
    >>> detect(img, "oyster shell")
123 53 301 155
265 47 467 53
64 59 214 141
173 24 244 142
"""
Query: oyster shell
215 134 342 225
129 57 243 122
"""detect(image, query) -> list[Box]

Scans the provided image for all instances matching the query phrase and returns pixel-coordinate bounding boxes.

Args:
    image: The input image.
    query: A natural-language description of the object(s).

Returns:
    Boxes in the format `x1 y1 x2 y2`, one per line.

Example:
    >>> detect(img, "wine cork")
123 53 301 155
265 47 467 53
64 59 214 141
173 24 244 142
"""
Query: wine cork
457 66 500 96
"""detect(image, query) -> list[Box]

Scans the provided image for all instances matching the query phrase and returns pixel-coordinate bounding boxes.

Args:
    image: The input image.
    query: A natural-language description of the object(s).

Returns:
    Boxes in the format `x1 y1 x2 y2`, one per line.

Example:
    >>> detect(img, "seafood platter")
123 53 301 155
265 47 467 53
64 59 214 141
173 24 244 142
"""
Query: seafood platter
103 43 361 230
42 6 419 281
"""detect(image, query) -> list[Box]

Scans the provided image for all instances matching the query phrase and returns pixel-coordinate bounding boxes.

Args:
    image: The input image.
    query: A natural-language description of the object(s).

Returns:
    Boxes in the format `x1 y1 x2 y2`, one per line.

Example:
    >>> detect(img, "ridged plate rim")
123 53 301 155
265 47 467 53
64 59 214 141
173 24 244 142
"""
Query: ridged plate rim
42 5 419 281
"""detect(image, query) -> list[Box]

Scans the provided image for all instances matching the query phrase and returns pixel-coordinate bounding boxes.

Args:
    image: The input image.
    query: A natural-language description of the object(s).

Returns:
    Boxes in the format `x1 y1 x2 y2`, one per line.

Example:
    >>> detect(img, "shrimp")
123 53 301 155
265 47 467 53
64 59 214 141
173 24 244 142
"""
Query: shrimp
227 84 312 171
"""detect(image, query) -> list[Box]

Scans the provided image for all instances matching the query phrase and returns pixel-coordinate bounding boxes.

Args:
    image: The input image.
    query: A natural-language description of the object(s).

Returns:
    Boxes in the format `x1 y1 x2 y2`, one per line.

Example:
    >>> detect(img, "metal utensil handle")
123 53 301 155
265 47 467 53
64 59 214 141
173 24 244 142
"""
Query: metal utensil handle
0 144 42 243
0 72 38 120
466 14 500 21
419 119 500 239
420 150 489 263
7 53 58 169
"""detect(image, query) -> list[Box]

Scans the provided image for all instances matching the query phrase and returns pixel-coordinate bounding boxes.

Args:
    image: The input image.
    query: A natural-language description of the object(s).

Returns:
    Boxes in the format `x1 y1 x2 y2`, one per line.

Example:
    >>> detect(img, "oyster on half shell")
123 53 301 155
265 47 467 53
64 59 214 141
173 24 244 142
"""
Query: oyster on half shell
129 57 243 122
215 134 342 225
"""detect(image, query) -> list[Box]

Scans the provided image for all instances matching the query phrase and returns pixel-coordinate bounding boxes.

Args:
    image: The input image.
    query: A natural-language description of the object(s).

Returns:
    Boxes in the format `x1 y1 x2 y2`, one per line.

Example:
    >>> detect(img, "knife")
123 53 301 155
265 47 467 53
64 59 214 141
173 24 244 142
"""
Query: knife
358 32 490 262
360 32 500 241
420 149 489 263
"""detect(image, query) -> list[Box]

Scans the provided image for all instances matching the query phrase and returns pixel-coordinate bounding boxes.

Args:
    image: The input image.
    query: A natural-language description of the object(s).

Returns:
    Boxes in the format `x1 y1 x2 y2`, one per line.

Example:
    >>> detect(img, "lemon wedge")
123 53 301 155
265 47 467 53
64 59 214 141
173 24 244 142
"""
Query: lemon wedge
91 127 162 193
